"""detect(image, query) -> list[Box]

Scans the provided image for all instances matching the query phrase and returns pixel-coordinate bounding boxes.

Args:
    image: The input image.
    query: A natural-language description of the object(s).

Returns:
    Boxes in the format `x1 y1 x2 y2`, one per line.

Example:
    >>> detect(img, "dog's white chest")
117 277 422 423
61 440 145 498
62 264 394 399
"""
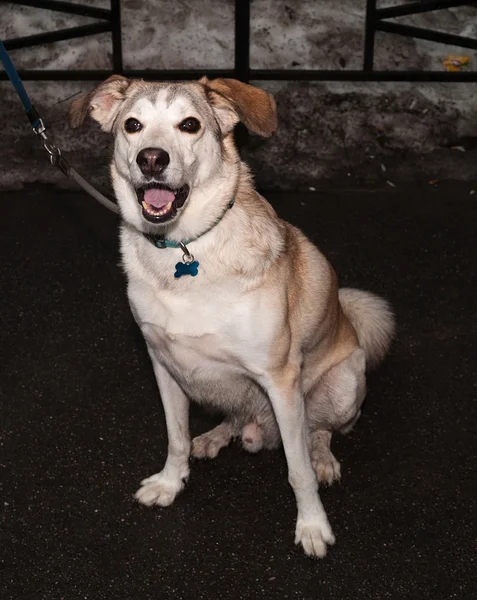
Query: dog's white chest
128 277 273 380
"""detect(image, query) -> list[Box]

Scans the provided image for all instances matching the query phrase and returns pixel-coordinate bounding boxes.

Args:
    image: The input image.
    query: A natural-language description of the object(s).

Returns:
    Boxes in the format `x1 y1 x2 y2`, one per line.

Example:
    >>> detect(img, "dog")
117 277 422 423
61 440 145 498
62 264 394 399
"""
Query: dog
69 76 395 557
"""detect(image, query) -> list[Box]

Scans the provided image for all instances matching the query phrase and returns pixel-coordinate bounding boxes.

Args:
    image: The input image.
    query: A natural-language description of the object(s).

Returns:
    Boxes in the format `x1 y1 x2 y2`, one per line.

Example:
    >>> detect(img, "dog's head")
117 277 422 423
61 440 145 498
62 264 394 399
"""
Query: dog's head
69 76 277 231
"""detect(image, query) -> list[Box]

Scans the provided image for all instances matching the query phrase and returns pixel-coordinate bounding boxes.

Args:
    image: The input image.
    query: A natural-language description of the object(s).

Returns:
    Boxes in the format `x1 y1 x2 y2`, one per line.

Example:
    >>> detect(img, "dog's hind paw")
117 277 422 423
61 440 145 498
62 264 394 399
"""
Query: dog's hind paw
311 452 341 486
192 422 235 459
295 516 335 558
310 430 341 486
134 472 185 507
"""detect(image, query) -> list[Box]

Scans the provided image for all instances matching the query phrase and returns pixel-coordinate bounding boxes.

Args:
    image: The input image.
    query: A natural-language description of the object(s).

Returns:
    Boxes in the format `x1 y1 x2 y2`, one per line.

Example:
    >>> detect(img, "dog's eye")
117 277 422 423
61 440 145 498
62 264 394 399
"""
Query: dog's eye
125 118 143 133
179 117 201 134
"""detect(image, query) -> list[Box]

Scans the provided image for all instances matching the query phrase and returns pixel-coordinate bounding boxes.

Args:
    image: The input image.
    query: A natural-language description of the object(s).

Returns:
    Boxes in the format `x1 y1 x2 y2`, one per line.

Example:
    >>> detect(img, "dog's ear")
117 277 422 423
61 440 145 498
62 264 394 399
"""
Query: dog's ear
201 77 277 138
68 75 132 131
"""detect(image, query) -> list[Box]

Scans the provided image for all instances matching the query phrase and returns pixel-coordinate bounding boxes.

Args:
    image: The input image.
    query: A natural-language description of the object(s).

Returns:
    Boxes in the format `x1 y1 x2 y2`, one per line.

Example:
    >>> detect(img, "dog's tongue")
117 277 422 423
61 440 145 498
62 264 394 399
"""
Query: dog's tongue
144 188 175 208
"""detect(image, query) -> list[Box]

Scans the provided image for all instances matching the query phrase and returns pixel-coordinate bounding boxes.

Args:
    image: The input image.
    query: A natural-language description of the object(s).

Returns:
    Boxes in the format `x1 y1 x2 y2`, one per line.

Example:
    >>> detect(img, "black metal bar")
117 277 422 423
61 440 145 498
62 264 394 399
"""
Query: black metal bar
0 69 234 81
1 69 476 83
125 69 234 80
235 0 250 82
250 69 477 82
3 23 113 52
376 0 469 20
7 0 111 20
364 0 377 71
377 20 477 50
110 0 123 73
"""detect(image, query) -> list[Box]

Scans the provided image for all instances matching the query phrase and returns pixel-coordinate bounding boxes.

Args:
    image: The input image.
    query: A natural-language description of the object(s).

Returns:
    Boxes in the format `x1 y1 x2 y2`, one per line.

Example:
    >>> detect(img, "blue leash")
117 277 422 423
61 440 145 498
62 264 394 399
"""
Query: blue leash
0 40 44 133
0 39 119 214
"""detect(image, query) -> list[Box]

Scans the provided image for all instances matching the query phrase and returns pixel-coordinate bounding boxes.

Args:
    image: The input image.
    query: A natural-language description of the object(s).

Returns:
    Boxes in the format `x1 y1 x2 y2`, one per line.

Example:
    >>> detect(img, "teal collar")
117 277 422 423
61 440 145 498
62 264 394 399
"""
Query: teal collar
144 197 235 250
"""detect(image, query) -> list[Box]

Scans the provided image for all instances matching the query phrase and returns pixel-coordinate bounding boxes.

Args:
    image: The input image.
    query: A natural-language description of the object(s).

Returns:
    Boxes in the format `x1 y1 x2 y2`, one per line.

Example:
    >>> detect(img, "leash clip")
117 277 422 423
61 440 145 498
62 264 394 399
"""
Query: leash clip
32 117 46 136
42 138 69 176
43 138 60 162
28 105 65 173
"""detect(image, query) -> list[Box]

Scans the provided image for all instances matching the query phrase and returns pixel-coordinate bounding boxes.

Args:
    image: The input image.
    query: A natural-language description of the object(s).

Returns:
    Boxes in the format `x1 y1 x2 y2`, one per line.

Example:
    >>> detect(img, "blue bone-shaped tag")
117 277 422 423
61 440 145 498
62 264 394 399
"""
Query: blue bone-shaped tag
174 260 200 278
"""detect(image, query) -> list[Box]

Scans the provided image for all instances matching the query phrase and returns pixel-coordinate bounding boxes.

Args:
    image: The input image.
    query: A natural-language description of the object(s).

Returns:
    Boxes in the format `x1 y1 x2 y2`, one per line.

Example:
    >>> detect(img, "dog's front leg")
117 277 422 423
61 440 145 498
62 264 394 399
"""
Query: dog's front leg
263 364 335 558
135 350 190 507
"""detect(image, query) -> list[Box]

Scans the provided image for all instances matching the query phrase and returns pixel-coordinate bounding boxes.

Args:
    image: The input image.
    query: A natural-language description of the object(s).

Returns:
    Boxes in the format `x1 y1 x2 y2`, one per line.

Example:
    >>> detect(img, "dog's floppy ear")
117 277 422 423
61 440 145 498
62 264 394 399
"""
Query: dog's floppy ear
201 77 277 138
68 75 132 131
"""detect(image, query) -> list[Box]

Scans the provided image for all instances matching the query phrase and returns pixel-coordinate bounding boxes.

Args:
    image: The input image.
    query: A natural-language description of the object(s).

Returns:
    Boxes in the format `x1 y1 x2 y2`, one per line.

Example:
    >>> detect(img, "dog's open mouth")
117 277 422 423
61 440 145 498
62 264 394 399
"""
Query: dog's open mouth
136 183 190 223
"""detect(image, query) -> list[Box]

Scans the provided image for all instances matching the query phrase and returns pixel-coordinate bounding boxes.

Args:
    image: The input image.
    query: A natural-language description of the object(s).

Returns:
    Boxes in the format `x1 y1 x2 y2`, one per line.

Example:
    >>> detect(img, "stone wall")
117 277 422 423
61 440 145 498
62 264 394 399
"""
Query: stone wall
1 0 476 191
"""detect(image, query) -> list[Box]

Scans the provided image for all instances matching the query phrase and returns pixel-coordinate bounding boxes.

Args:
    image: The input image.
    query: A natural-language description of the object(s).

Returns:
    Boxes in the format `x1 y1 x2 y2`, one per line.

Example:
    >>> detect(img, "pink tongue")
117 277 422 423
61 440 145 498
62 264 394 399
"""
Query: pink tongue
144 188 175 208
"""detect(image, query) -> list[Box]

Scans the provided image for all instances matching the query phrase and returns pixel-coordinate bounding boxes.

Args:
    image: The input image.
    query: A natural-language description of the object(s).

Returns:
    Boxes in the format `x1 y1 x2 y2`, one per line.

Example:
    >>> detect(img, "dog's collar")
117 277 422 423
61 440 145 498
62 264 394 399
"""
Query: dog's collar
143 198 235 278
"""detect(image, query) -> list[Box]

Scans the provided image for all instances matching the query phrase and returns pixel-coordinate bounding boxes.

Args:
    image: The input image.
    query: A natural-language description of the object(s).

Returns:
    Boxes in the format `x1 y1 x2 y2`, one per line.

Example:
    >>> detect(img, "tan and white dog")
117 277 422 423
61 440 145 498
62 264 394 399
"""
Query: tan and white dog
69 76 395 558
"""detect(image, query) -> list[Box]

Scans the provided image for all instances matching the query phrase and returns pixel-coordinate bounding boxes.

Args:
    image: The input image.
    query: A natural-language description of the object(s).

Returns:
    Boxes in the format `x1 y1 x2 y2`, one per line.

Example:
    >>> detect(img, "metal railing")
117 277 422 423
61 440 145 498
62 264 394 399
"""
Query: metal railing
1 0 476 82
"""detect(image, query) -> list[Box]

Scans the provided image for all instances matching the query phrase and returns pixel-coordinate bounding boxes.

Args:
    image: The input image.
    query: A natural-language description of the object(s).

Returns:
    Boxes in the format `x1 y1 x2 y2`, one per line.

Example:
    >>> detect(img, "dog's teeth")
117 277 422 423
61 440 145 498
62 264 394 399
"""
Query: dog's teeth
142 200 173 217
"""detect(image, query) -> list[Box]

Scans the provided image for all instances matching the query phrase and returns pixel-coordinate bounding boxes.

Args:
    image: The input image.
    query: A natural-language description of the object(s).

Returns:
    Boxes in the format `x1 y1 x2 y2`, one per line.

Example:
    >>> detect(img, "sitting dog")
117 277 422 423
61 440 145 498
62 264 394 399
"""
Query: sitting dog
69 76 395 557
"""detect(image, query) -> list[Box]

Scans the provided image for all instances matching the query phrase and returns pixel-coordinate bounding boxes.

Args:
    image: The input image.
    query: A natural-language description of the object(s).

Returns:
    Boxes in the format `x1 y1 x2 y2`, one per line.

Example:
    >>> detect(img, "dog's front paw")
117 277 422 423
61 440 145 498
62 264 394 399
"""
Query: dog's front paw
134 471 186 507
295 516 335 558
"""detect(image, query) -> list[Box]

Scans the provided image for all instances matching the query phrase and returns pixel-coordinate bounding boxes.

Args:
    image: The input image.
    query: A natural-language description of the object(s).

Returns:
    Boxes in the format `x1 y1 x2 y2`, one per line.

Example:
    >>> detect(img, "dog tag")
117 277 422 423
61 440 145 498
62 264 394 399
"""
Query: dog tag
174 260 200 278
174 243 199 278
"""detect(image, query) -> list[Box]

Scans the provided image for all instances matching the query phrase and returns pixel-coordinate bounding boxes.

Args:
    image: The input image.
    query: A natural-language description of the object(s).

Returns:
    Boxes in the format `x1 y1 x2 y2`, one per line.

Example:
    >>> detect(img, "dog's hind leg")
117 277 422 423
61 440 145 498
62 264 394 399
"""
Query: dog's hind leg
192 420 238 458
307 348 366 484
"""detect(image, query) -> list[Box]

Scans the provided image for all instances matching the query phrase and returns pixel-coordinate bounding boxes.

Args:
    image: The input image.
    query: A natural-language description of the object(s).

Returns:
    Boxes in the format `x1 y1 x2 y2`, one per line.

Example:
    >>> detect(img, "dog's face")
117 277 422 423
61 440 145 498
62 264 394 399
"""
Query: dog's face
69 77 277 229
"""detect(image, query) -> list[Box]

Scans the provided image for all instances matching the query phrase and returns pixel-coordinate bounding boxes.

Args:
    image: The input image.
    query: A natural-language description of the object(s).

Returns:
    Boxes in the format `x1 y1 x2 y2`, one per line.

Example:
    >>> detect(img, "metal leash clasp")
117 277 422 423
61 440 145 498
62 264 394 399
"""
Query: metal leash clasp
43 139 60 164
32 116 46 137
34 125 69 175
43 136 67 173
32 116 61 167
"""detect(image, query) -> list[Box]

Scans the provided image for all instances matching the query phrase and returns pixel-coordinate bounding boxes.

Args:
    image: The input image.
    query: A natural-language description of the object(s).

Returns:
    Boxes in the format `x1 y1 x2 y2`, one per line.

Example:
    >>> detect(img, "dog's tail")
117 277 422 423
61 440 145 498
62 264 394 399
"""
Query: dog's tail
339 288 395 371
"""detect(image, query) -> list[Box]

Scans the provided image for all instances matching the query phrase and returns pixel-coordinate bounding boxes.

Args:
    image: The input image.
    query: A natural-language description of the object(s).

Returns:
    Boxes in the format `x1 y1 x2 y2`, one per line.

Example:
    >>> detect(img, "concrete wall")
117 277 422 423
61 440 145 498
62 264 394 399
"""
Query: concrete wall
1 0 476 191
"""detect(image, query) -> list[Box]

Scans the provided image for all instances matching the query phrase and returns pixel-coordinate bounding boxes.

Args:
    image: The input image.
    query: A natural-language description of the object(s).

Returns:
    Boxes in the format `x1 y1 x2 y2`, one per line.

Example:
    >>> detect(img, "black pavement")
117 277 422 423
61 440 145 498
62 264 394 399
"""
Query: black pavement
1 182 476 600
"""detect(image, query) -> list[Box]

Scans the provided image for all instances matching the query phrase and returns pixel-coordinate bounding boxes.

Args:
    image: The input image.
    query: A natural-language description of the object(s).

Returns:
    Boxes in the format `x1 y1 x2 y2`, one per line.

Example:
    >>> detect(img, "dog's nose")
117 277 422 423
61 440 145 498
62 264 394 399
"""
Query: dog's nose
136 147 170 176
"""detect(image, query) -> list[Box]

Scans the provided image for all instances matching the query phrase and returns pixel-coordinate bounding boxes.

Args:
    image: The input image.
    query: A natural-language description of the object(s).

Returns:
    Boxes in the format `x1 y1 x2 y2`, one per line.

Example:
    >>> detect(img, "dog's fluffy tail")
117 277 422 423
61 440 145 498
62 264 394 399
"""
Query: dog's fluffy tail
339 288 395 370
